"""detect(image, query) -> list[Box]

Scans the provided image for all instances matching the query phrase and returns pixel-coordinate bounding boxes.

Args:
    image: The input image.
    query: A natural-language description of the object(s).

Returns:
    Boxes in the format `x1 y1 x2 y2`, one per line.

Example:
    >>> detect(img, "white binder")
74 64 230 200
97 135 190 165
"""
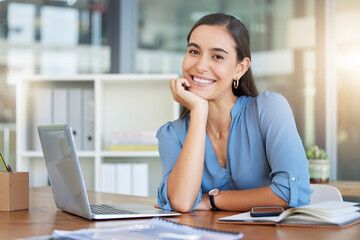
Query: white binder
83 89 94 151
116 163 132 195
101 163 116 193
68 88 82 150
52 88 68 124
132 163 149 196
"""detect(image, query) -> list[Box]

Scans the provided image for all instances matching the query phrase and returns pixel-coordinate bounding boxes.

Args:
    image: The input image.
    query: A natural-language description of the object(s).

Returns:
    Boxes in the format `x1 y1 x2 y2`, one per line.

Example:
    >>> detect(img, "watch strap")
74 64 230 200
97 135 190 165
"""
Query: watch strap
209 195 218 210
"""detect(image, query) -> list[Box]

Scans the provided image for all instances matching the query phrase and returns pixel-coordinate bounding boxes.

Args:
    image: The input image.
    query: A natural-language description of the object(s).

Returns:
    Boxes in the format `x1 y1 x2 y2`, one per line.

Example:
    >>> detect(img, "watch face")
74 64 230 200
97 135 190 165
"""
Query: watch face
209 189 219 196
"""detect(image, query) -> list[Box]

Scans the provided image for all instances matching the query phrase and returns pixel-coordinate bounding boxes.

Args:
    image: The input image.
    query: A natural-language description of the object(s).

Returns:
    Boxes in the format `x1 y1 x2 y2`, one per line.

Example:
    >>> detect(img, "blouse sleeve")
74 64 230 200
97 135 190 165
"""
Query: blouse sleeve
256 92 312 207
156 121 202 212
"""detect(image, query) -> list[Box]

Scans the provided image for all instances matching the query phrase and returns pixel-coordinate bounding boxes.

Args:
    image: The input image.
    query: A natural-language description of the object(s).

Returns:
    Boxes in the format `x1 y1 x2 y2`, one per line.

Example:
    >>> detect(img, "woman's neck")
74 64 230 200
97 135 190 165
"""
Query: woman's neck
207 94 238 131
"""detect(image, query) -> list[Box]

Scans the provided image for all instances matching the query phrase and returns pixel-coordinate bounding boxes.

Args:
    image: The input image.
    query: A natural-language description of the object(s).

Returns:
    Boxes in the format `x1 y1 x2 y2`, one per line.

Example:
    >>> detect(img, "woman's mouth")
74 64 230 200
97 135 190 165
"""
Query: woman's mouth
191 75 216 86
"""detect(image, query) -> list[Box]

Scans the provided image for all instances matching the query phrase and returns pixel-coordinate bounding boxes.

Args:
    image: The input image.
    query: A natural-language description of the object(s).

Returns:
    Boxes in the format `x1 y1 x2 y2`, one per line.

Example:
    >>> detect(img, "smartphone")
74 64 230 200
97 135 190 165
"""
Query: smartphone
250 206 284 217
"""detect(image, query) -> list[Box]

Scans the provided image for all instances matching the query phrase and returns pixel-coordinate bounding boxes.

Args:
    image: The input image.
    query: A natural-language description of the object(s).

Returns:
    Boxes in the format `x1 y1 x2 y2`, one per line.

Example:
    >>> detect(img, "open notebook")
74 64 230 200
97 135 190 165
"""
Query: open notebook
38 124 180 220
218 201 360 228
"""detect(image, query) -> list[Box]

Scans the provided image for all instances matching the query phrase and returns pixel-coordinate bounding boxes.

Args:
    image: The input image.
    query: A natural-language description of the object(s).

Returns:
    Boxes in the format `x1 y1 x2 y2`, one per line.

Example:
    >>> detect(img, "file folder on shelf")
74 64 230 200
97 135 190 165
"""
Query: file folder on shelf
117 163 132 195
100 163 148 196
68 88 83 150
52 88 68 124
132 163 149 196
100 163 116 193
83 89 94 151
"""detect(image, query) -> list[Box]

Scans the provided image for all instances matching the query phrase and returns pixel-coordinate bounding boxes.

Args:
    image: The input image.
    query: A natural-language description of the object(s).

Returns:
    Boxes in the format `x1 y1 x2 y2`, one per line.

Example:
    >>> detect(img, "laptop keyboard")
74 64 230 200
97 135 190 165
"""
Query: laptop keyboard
90 204 137 215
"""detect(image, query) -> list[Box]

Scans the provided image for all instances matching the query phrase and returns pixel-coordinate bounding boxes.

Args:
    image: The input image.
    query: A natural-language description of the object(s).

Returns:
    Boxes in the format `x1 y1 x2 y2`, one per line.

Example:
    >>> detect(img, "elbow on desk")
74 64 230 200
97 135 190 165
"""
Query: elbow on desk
169 198 194 213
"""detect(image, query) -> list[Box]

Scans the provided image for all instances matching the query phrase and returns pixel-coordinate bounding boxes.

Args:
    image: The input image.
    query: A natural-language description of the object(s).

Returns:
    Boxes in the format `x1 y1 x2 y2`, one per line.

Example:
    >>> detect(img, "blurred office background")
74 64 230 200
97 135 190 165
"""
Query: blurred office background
0 0 359 181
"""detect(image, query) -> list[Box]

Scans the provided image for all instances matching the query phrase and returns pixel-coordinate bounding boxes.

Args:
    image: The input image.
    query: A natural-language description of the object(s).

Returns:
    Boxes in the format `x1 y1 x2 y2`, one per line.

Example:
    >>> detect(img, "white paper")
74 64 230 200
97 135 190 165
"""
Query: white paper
220 211 280 223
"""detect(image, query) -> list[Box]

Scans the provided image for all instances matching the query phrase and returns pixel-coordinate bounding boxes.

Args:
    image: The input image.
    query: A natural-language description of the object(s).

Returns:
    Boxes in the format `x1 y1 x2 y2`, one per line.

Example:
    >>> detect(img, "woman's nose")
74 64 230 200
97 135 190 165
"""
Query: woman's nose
196 55 209 72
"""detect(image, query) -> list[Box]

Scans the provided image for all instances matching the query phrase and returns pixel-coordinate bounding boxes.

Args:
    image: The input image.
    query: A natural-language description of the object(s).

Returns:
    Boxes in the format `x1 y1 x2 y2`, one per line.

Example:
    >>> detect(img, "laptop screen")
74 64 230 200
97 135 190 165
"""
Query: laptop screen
38 124 92 219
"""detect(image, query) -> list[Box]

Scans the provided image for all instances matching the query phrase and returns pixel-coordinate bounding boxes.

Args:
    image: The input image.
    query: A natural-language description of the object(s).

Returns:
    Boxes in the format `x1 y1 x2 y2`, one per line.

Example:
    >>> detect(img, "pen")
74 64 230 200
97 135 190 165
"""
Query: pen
0 153 10 173
7 164 13 173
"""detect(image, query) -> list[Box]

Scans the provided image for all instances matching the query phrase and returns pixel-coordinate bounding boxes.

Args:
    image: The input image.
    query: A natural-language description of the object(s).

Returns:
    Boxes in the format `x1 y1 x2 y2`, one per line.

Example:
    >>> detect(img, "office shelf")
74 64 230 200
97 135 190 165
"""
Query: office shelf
16 74 179 196
21 151 43 158
21 151 96 158
100 151 159 158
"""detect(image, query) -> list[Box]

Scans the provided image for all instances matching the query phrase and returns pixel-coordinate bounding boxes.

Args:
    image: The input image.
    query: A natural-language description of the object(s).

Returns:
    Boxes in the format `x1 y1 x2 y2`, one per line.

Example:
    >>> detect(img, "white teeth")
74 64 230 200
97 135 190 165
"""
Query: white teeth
193 77 213 84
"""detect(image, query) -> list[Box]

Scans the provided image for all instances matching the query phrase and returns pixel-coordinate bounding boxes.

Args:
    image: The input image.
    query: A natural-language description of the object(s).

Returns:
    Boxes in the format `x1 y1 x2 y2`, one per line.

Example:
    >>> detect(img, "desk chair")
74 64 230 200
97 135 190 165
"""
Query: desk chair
310 184 343 204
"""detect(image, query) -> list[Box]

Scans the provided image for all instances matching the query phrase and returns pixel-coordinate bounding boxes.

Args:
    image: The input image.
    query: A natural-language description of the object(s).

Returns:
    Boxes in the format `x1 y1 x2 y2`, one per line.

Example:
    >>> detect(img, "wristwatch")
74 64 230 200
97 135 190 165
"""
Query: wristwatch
208 188 220 210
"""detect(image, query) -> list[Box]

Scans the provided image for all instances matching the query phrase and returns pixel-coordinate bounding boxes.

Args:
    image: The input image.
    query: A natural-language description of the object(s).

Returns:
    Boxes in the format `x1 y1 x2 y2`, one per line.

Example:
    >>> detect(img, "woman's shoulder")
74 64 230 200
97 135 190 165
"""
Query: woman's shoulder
252 91 294 126
239 91 289 114
156 115 189 141
248 91 290 113
255 91 288 105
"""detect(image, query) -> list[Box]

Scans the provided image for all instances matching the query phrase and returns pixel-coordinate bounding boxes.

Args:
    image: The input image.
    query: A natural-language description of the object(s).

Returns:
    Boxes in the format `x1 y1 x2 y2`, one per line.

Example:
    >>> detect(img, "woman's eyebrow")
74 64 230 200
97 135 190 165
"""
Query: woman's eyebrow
212 47 228 54
188 42 228 54
188 42 200 48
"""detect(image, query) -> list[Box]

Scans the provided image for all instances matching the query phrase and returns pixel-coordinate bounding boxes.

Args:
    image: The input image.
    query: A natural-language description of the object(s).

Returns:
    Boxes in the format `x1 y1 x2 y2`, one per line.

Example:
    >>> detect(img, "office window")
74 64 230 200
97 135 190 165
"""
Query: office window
336 0 360 180
0 0 110 123
137 0 222 74
0 0 110 169
225 0 316 149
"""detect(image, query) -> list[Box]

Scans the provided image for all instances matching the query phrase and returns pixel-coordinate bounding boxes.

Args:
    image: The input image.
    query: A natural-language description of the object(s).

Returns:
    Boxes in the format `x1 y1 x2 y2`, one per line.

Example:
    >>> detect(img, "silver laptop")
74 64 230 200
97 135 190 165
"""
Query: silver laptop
38 124 180 220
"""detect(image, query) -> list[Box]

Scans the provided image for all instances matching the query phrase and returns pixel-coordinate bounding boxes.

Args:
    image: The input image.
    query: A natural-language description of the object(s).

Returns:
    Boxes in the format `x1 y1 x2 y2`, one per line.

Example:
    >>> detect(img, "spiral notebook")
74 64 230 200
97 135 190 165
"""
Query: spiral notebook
53 218 244 240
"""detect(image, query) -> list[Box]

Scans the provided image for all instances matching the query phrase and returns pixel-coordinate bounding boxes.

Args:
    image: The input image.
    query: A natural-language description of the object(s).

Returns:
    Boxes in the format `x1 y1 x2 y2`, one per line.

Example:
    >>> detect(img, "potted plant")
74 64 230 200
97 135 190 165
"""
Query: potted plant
306 145 330 183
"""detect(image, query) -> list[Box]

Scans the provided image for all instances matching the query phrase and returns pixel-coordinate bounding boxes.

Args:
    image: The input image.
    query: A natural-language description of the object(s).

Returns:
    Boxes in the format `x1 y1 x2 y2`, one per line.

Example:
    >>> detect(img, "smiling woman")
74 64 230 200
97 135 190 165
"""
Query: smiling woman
183 25 242 102
156 13 312 213
179 15 257 118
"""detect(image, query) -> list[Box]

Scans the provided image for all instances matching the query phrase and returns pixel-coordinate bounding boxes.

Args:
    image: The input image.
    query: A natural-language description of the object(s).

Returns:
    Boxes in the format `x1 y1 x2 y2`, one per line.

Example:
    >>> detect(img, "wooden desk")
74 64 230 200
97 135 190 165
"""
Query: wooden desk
328 181 360 197
0 187 359 240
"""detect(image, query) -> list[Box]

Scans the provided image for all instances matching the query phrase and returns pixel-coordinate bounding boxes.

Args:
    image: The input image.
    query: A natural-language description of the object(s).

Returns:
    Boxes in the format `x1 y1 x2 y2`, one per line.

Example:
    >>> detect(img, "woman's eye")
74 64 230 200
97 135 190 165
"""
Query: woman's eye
188 50 199 55
213 55 224 60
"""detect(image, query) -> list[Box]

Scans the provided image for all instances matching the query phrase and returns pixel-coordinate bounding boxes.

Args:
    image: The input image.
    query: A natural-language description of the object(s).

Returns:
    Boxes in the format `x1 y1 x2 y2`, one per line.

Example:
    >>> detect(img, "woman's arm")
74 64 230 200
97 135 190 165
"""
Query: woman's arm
197 187 287 211
166 78 208 212
167 109 207 212
257 92 311 207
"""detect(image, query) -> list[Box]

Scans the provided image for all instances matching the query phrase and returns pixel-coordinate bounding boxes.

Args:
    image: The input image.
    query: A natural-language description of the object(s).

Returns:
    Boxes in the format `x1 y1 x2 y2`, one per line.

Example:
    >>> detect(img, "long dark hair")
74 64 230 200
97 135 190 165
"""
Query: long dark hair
180 13 258 118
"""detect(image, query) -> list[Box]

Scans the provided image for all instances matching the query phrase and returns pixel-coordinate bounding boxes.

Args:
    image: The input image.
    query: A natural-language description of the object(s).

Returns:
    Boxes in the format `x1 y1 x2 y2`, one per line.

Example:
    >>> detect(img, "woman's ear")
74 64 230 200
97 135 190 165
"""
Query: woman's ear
234 57 250 80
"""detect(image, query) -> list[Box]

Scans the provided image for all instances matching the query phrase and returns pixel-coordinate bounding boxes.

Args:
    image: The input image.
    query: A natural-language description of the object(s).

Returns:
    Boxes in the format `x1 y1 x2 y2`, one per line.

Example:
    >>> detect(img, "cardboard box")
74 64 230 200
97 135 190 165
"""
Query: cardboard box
0 172 29 211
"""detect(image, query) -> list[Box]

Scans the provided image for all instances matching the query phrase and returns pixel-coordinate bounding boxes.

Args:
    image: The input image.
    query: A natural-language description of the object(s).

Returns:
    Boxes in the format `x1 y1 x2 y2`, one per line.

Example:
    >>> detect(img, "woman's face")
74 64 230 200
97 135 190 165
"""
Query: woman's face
182 24 242 101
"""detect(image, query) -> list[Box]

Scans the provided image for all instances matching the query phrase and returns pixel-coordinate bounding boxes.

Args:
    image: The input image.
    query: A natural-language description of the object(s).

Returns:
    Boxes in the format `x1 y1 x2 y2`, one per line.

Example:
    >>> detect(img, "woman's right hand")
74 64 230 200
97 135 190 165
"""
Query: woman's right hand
169 78 208 114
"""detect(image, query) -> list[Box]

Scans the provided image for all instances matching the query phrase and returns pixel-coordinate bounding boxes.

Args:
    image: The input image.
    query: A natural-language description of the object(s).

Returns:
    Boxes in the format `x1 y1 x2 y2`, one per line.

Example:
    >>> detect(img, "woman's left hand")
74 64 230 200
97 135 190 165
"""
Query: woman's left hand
194 194 212 211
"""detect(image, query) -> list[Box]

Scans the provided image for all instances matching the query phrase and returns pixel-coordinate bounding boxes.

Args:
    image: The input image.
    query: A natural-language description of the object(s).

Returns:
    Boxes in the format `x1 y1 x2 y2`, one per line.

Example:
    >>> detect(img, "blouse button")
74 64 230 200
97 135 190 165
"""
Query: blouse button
291 177 296 181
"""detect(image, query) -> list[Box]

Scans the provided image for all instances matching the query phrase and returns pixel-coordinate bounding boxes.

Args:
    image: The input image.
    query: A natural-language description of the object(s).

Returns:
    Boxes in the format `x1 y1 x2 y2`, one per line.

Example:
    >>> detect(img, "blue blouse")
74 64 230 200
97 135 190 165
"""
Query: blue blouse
156 91 312 212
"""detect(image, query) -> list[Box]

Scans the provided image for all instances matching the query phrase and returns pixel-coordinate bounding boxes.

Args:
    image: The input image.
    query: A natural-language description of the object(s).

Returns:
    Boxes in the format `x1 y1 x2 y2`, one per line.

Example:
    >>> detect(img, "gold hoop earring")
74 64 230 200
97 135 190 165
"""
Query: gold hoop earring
233 79 239 89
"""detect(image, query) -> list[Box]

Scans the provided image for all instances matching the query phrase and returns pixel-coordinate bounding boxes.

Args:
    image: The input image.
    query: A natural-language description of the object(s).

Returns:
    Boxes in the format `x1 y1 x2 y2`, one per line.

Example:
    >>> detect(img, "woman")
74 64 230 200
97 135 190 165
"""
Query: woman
156 13 311 213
